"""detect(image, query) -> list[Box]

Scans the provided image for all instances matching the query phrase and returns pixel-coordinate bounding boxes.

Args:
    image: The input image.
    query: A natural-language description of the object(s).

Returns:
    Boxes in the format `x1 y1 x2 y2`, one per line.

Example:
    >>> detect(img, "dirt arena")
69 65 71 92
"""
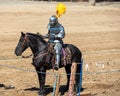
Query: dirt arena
0 0 120 96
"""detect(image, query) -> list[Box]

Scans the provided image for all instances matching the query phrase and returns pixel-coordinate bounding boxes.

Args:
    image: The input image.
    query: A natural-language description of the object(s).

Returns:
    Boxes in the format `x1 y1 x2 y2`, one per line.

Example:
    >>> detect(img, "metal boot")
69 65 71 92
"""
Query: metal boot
54 53 60 70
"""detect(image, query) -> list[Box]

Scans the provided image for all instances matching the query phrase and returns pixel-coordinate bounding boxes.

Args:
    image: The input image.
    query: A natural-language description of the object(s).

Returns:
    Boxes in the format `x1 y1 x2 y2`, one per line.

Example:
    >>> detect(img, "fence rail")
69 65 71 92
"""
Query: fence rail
0 63 120 75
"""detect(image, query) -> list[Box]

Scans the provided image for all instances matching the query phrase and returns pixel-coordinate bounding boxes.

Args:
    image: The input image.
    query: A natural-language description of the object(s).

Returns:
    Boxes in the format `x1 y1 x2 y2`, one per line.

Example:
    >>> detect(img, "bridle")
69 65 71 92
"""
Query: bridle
18 33 31 58
20 33 48 59
20 33 28 50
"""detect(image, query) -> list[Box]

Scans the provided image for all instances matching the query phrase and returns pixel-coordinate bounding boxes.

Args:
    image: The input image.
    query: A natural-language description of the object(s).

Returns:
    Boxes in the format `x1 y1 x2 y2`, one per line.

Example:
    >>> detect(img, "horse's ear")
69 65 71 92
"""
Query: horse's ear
21 32 25 37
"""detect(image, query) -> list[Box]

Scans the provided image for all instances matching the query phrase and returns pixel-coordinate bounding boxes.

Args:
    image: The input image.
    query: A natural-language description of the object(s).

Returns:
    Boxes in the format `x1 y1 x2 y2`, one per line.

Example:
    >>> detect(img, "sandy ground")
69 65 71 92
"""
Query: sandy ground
0 1 120 96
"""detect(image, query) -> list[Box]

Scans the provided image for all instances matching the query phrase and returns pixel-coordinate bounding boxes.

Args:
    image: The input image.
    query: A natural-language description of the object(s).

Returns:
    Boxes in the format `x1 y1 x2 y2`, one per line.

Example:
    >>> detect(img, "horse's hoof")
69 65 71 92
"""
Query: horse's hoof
38 95 46 96
38 93 46 96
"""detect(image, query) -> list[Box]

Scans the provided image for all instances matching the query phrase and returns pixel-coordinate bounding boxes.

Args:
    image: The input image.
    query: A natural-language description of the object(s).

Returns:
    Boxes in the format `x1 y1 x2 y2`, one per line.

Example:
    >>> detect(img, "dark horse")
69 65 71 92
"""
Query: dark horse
15 32 82 96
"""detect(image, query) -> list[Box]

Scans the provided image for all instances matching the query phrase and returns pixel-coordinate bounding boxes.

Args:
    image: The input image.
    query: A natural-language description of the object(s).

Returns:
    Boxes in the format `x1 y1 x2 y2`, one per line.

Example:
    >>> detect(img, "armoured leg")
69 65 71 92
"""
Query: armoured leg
54 42 62 70
56 53 60 65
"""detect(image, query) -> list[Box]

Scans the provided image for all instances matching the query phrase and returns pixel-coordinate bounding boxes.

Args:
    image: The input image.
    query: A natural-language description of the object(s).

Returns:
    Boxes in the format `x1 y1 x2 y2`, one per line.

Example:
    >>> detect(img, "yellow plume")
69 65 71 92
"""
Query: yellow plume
56 3 66 18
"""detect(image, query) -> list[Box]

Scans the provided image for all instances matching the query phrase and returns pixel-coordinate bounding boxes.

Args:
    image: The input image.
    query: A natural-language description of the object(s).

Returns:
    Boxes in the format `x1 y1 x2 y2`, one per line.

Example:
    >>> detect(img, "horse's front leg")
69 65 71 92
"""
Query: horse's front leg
35 67 46 96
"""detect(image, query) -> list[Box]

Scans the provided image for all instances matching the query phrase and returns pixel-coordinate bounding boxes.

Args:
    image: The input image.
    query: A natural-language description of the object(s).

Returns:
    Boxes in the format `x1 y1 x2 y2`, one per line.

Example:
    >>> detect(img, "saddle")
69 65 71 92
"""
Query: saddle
47 43 72 67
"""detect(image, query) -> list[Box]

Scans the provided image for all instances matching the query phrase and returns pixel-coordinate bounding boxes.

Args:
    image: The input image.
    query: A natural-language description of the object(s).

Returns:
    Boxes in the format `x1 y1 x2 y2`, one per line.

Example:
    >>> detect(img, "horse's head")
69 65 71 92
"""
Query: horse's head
15 32 29 56
15 32 47 56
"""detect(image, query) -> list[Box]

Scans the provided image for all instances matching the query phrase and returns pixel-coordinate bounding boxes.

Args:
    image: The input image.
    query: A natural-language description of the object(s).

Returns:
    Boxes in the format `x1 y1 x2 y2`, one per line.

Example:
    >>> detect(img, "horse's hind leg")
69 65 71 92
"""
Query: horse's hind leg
61 65 71 94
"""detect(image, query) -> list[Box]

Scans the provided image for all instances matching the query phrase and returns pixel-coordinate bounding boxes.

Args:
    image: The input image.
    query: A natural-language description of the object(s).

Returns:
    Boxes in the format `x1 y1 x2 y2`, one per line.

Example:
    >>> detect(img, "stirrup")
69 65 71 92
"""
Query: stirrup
54 64 59 70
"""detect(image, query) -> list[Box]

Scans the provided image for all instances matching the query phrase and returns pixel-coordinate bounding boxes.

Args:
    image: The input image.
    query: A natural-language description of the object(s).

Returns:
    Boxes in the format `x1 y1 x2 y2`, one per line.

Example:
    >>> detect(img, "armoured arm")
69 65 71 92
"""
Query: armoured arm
43 34 49 39
55 26 65 39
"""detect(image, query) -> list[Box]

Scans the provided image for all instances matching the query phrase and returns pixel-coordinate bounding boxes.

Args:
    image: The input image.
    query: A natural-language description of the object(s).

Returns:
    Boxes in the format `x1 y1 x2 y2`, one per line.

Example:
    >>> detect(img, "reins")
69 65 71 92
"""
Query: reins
33 53 48 59
22 54 33 58
21 52 48 59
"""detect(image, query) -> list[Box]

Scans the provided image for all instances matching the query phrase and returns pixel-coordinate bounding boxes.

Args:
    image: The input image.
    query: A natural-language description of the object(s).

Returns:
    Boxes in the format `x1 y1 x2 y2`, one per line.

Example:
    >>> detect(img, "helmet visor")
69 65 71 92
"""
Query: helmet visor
49 16 57 27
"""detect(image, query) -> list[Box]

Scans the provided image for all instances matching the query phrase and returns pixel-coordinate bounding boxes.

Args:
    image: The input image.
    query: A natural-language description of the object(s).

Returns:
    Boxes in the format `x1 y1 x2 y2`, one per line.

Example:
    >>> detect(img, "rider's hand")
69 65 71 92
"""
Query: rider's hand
50 34 55 39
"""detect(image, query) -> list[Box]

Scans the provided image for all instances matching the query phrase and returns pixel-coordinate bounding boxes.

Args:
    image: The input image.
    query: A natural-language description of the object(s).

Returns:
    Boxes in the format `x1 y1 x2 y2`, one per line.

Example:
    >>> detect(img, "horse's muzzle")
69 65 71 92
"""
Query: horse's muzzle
14 50 21 56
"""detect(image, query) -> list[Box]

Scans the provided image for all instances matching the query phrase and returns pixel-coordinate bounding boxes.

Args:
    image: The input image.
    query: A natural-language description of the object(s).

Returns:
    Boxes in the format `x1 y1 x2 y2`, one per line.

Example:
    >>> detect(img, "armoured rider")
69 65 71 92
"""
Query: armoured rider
44 15 65 70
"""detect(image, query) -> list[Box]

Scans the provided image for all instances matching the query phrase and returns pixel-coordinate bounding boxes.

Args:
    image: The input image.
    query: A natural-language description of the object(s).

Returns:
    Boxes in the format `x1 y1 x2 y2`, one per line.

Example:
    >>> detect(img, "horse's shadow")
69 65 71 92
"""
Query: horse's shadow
24 85 67 95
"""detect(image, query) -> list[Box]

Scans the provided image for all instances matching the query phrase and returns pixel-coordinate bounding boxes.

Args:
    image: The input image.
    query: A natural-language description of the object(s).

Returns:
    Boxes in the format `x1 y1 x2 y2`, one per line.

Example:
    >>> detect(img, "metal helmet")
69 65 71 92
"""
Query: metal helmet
49 15 58 27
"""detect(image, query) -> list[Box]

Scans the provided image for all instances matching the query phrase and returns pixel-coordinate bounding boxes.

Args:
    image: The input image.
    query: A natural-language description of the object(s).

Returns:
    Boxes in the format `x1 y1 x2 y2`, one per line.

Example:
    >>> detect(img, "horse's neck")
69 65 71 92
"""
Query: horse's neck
29 37 47 55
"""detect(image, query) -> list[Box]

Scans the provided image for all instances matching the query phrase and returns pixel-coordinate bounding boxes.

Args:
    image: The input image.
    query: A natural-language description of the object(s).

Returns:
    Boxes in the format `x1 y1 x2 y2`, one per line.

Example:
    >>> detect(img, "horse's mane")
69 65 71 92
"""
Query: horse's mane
26 32 47 43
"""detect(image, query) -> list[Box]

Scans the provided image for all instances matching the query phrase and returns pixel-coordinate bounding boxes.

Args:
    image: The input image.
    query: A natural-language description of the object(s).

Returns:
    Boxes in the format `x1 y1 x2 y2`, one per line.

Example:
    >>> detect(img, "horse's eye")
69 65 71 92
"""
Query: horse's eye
20 38 24 42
